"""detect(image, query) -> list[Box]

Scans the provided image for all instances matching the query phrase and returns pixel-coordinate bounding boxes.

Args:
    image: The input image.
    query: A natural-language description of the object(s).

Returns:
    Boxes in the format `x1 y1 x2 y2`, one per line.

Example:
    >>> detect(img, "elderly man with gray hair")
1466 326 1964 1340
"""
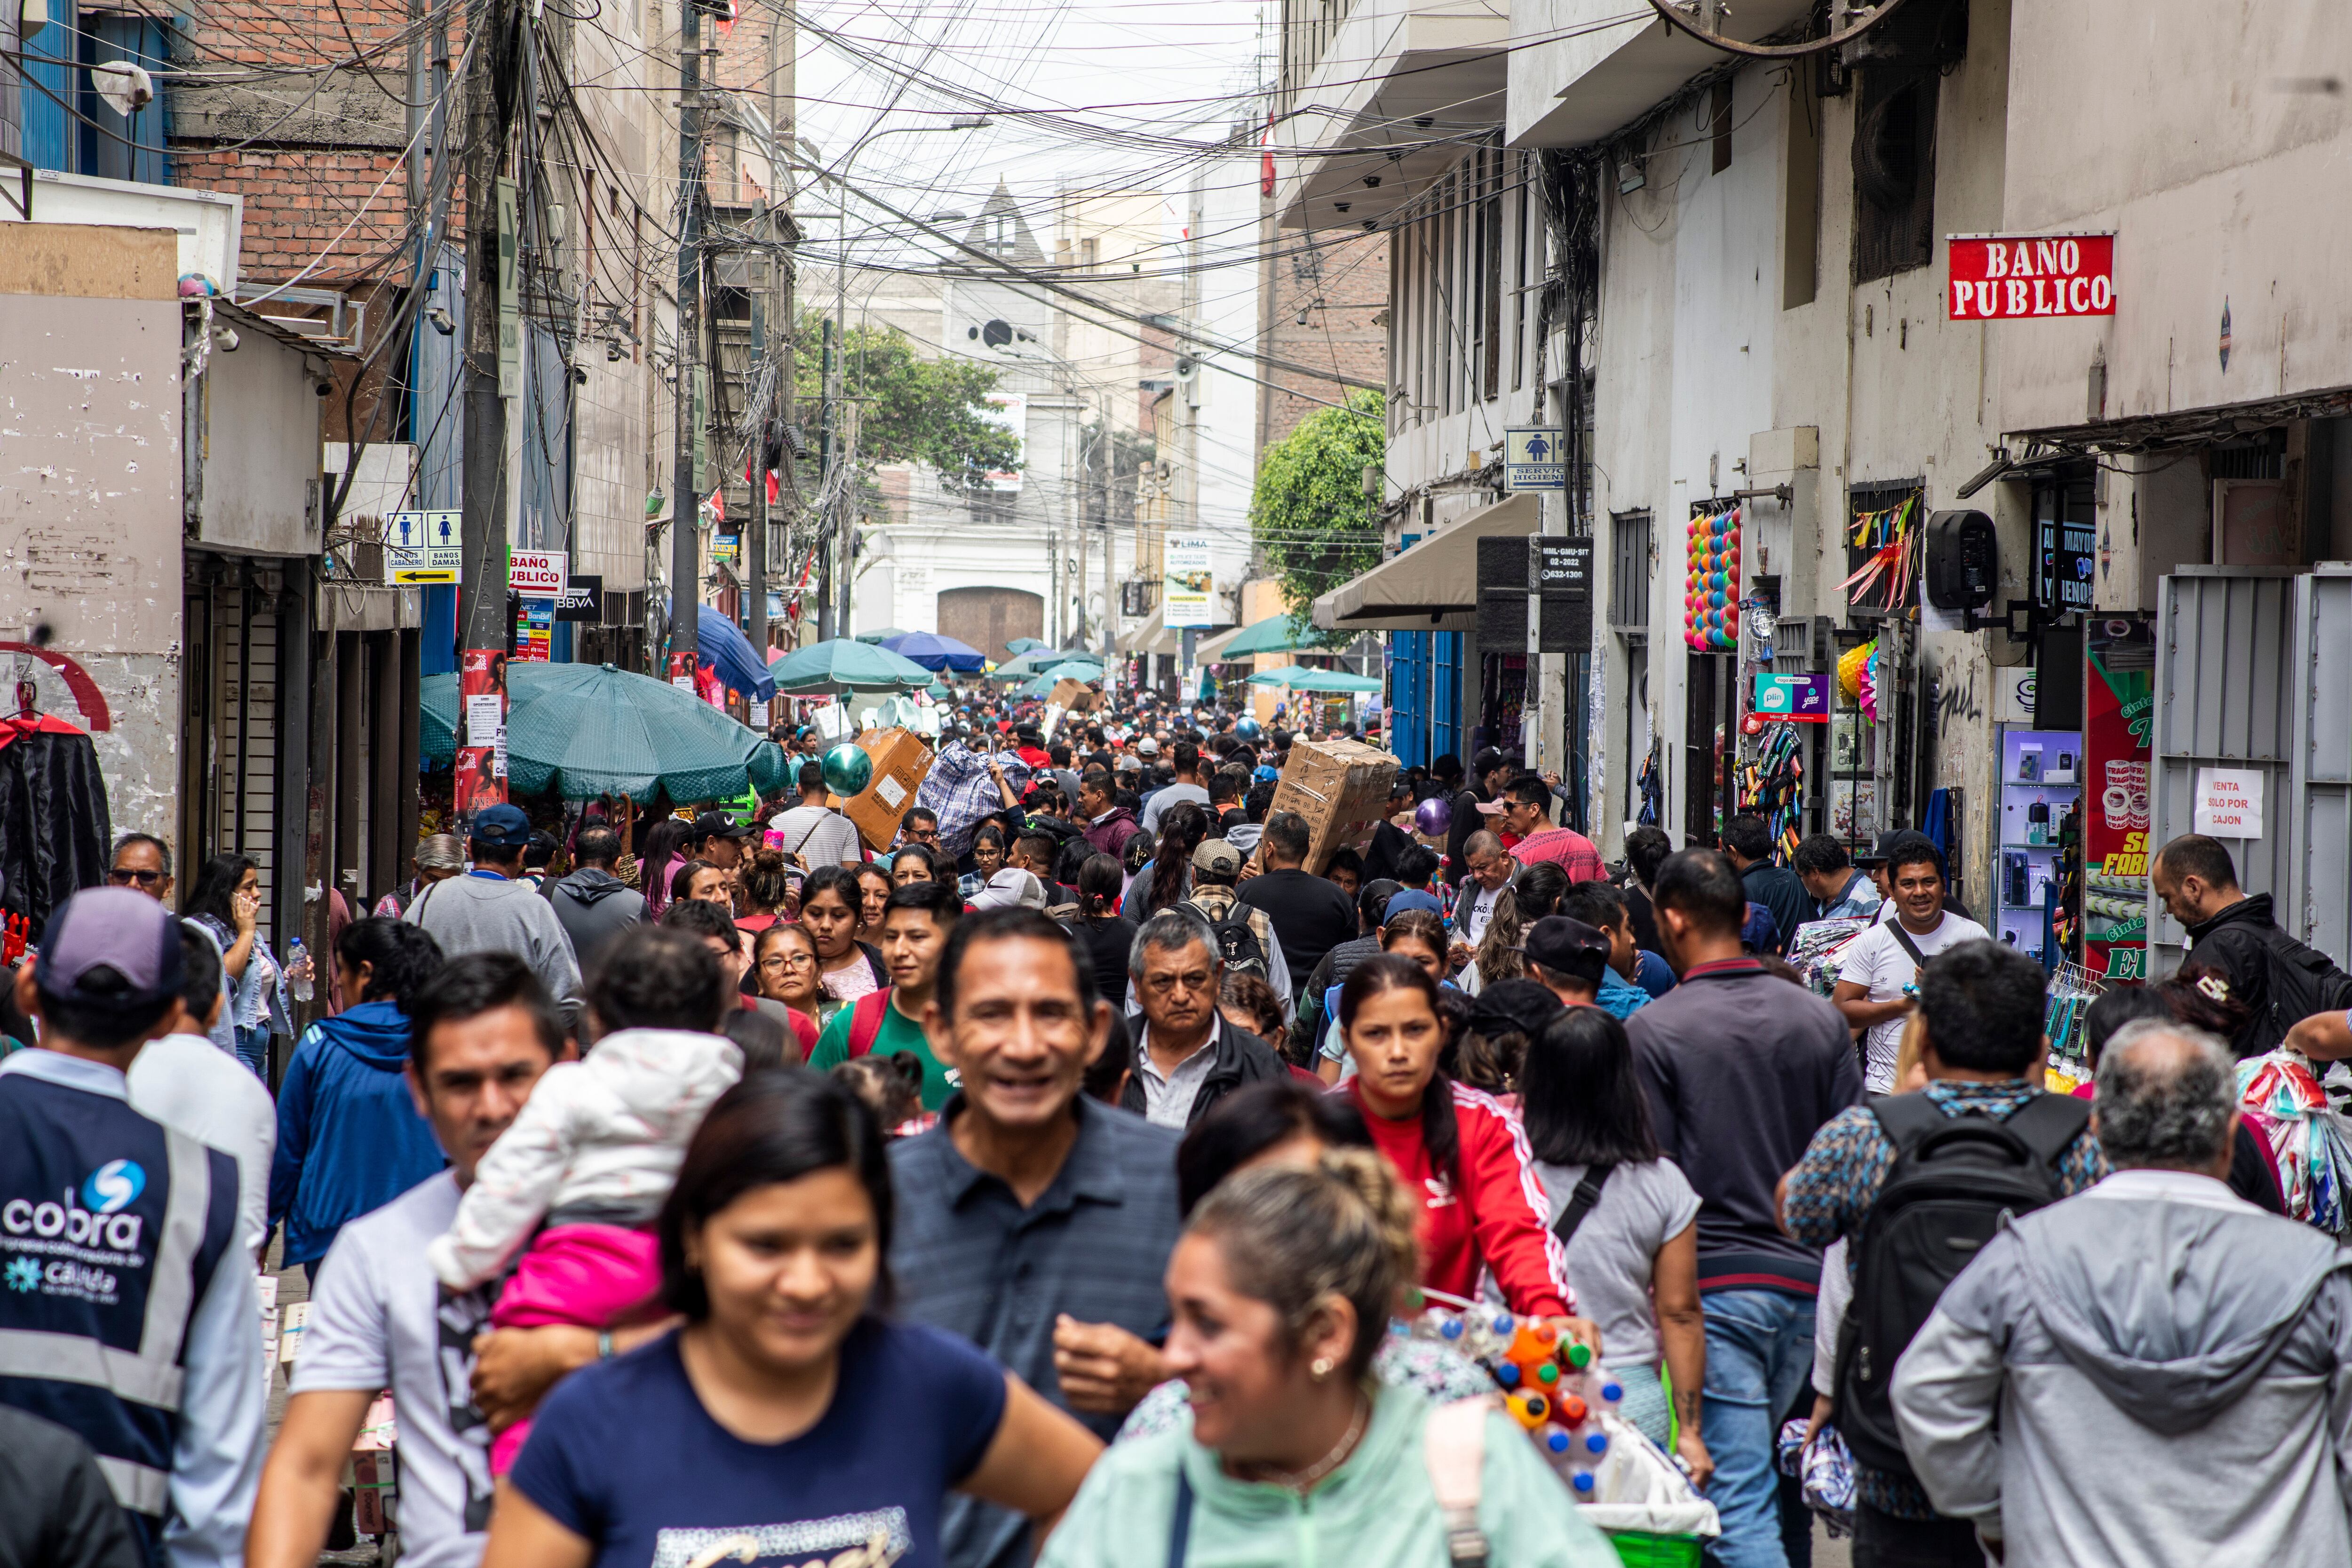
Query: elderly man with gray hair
1120 907 1289 1130
1892 1020 2352 1568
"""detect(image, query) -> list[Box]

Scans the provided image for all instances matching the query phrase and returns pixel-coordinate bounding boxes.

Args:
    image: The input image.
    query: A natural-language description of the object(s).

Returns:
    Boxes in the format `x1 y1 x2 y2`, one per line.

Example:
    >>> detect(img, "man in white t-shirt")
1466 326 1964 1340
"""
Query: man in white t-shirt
1832 841 1989 1090
127 924 277 1262
249 954 654 1568
1447 830 1517 965
769 759 864 868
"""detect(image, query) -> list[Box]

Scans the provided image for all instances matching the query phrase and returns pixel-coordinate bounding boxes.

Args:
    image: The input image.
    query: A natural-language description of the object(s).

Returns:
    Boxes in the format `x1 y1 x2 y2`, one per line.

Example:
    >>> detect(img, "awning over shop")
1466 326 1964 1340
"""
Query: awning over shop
1311 493 1537 632
1119 618 1195 658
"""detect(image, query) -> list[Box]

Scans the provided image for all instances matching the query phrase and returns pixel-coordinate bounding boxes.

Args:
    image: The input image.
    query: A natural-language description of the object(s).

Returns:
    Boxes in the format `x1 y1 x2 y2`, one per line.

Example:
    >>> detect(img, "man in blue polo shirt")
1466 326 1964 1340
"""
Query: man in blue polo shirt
0 888 261 1568
893 907 1182 1568
1626 849 1861 1568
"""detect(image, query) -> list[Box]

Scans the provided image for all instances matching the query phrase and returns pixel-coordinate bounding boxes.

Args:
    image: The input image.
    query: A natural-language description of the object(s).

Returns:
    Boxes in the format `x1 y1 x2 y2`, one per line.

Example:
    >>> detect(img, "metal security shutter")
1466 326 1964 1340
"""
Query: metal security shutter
2289 568 2352 970
210 582 280 944
2147 570 2296 976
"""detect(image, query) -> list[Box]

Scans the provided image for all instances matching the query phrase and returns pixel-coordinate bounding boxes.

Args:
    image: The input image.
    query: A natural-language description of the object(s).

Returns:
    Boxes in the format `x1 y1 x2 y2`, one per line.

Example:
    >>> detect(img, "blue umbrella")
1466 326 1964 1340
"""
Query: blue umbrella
666 602 778 701
881 630 987 673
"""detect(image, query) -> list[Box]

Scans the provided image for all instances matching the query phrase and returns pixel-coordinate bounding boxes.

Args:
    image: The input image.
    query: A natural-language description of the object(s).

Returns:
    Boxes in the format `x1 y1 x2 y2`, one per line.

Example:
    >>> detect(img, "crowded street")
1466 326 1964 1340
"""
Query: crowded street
3 2 2351 1567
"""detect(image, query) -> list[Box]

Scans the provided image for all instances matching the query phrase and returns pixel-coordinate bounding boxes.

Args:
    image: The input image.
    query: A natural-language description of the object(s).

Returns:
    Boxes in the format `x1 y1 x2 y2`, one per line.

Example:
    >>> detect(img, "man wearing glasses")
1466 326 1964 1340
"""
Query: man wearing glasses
108 833 175 901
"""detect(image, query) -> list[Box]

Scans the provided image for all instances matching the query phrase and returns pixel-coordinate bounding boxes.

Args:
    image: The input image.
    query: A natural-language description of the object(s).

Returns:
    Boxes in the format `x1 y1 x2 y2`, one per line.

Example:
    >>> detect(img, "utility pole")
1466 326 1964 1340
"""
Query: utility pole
456 0 520 823
666 0 706 687
816 316 836 641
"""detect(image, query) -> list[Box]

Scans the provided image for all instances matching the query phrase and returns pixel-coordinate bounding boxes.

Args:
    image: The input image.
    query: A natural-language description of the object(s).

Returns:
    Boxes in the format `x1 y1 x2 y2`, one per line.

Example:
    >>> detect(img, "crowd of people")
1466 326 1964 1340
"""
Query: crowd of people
3 689 2352 1568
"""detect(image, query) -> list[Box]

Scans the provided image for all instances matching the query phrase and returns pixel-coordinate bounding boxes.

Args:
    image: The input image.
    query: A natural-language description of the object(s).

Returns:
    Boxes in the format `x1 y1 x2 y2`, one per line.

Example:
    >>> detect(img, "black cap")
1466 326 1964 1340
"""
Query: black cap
1521 915 1613 987
689 810 757 841
1860 829 1939 870
1470 979 1565 1042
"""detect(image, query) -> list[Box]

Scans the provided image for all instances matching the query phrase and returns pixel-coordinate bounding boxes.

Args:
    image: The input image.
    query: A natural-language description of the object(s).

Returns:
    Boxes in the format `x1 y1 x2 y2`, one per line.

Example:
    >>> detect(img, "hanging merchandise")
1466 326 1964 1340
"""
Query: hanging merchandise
0 710 113 931
1840 495 1920 613
1836 639 1875 704
2041 960 2106 1091
1683 505 1741 651
1738 724 1806 855
1858 644 1883 724
2237 1050 2352 1234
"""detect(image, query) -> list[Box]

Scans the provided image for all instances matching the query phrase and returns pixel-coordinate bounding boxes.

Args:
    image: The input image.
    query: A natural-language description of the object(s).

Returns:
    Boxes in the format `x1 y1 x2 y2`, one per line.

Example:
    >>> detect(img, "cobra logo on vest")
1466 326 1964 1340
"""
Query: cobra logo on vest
2 1158 151 1281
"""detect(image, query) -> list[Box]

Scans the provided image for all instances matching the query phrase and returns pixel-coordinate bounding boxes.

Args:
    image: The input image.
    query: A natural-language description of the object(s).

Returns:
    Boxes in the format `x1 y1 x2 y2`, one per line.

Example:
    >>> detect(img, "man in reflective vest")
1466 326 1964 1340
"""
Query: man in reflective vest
0 887 261 1566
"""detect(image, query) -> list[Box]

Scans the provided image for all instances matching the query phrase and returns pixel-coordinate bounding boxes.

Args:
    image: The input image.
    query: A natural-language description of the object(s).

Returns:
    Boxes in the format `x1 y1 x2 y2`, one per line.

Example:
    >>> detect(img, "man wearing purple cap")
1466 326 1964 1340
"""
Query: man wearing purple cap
0 887 262 1567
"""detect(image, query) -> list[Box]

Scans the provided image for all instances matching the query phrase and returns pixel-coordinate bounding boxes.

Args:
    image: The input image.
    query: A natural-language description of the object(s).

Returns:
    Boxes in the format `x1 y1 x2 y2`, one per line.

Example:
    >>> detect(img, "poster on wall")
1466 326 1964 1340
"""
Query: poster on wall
1162 535 1215 628
2082 614 2154 979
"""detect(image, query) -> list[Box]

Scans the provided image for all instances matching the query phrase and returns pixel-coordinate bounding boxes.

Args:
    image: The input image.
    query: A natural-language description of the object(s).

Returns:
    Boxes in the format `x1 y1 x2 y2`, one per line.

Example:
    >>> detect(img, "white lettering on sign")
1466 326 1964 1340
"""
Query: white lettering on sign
2193 767 2264 839
510 550 569 598
1947 234 2115 321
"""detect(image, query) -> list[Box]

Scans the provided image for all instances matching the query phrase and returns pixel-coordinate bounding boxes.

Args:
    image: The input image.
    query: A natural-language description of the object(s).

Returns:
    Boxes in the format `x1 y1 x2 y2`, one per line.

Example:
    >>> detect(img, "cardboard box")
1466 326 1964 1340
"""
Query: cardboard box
1266 737 1400 874
843 728 935 850
1048 677 1098 714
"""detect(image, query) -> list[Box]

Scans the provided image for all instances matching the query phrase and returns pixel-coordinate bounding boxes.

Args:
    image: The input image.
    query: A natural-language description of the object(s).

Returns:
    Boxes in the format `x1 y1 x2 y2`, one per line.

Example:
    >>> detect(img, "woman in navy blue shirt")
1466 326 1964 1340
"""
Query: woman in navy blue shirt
483 1071 1101 1568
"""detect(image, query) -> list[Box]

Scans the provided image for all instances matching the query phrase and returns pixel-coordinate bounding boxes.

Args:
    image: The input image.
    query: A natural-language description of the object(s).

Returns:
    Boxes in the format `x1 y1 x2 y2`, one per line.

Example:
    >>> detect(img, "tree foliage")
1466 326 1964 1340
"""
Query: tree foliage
793 312 1023 490
1248 389 1386 625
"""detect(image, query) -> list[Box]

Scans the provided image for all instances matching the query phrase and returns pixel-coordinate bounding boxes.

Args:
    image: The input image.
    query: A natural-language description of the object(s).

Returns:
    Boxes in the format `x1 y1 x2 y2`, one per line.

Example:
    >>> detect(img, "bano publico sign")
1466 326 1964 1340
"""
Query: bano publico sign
1947 233 2114 321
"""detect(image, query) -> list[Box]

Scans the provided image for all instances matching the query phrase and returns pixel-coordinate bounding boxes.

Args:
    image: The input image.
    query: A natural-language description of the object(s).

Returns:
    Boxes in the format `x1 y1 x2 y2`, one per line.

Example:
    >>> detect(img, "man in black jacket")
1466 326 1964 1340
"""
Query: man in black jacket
1121 907 1287 1128
1721 813 1810 956
2154 833 2352 1057
546 824 647 971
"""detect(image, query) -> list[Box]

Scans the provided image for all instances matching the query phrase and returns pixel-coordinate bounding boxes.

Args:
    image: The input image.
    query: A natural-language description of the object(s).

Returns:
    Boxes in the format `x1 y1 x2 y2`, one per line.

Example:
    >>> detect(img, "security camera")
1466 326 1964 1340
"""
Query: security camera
314 379 334 398
427 307 455 336
213 327 239 352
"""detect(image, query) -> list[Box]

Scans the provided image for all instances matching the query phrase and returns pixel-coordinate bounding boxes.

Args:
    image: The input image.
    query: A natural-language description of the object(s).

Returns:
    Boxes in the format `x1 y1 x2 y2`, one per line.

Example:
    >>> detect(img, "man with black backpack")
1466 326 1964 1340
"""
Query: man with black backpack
2153 832 2352 1057
1182 839 1292 1009
1781 940 2104 1568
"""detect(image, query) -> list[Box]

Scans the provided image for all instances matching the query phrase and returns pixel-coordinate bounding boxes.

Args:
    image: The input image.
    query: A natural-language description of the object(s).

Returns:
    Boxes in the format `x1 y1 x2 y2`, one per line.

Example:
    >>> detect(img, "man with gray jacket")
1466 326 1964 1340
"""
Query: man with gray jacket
546 825 644 973
404 804 583 1005
1892 1021 2352 1567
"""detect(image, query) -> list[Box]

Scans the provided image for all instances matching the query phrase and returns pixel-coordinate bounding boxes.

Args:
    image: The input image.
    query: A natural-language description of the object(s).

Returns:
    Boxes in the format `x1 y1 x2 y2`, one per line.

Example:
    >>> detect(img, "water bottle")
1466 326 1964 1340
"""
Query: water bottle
287 939 314 1003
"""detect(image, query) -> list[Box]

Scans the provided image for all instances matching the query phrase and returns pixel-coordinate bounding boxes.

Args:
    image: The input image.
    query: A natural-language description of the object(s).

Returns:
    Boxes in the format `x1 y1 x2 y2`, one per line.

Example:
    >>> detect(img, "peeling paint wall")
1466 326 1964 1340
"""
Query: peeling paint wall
0 225 185 845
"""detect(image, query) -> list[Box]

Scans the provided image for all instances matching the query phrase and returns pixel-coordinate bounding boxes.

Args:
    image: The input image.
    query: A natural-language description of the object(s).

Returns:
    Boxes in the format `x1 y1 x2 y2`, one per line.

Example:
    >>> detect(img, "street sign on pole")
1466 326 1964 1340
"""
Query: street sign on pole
383 510 464 583
1502 427 1565 492
496 177 521 398
510 549 569 598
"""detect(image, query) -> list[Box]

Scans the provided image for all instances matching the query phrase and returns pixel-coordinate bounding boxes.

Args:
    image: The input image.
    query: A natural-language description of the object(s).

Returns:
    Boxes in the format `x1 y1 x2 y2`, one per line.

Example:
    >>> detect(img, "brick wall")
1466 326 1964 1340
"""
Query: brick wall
1260 226 1387 451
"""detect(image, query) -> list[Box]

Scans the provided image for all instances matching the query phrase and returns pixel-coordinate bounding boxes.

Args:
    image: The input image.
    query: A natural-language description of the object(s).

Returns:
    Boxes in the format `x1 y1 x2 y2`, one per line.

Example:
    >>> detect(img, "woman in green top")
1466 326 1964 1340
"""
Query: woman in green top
1042 1148 1620 1568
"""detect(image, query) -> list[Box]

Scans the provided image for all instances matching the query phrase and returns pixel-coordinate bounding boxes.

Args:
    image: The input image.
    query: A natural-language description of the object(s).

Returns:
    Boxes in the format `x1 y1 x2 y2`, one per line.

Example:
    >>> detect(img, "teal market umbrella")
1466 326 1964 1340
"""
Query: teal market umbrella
1214 613 1340 660
769 638 933 695
1287 668 1382 693
1004 637 1049 656
1245 664 1319 686
992 647 1104 682
854 627 908 644
421 663 787 801
926 679 952 700
1013 674 1057 700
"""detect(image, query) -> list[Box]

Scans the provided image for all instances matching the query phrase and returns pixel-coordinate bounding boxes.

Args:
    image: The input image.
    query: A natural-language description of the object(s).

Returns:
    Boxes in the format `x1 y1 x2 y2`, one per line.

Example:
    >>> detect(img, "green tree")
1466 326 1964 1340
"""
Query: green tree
1248 388 1386 625
793 312 1023 490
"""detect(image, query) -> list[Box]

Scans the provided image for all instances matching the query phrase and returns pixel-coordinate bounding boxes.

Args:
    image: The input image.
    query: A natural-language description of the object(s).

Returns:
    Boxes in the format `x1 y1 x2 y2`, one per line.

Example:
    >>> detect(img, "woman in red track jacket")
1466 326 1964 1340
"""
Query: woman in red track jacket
1339 953 1595 1347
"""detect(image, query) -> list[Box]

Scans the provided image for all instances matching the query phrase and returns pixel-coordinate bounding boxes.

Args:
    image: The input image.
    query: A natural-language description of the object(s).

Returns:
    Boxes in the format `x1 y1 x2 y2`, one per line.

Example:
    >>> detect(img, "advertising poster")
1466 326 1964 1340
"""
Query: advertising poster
457 647 509 818
2082 614 2154 979
1162 535 1214 628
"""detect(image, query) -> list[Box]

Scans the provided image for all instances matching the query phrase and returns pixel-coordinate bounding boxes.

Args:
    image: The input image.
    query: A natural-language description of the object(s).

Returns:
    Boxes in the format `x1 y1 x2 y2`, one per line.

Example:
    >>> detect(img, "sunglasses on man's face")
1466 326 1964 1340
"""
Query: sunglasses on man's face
108 867 165 887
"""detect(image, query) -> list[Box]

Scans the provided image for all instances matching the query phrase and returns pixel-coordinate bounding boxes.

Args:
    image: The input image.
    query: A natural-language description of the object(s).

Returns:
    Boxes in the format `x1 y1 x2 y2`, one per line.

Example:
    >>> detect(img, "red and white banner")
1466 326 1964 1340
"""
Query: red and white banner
1947 233 2114 321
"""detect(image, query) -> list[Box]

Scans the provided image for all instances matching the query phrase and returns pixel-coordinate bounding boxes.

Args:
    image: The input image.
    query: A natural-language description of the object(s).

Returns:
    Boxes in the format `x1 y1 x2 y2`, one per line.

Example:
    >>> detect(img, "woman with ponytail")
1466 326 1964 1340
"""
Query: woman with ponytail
1122 799 1209 920
1338 955 1594 1342
1044 1140 1618 1568
1064 852 1139 1008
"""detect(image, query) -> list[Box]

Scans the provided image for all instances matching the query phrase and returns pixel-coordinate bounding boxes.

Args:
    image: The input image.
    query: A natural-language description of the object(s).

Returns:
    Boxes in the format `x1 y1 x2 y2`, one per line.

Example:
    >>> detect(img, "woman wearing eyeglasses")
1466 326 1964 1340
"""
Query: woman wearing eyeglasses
754 922 827 1028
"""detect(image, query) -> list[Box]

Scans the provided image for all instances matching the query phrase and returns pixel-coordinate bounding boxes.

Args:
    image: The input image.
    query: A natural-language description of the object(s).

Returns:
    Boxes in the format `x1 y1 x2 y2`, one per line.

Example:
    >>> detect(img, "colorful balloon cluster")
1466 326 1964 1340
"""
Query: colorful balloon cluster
1684 505 1742 652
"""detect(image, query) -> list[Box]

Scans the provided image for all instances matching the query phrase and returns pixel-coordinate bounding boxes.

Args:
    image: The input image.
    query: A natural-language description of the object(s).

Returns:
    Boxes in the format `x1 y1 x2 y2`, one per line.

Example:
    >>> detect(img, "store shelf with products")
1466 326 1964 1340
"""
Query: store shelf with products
1995 727 2082 964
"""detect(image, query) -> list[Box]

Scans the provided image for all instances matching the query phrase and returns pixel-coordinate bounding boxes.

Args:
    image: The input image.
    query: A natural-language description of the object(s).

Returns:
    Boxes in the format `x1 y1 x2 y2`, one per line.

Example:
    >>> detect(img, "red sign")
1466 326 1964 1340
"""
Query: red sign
2082 614 2153 981
1947 233 2114 321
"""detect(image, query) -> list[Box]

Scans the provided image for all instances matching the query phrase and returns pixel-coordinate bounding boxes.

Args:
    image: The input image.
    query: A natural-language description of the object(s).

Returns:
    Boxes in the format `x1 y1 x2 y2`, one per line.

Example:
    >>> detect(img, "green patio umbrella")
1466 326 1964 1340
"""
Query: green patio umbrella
1244 664 1318 686
1287 668 1383 693
1013 674 1056 700
991 647 1104 682
1004 637 1049 656
1037 660 1102 684
1213 613 1339 660
769 638 933 695
926 678 952 700
854 627 909 644
421 663 788 801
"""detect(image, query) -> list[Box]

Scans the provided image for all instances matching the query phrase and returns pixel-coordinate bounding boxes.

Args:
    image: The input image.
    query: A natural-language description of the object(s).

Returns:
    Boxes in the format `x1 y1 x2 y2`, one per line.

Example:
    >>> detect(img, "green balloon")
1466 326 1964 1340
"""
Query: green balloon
821 742 874 798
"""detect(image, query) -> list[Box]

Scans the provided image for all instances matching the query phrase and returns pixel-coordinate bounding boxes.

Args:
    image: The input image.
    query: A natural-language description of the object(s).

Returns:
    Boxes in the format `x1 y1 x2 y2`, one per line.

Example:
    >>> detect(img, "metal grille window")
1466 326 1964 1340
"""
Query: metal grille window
1610 510 1653 632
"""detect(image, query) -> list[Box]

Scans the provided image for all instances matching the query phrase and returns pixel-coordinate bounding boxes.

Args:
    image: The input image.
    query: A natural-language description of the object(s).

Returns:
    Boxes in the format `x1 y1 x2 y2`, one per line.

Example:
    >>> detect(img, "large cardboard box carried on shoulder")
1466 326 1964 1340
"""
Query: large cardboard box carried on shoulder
1048 677 1098 714
842 728 935 851
1265 737 1399 874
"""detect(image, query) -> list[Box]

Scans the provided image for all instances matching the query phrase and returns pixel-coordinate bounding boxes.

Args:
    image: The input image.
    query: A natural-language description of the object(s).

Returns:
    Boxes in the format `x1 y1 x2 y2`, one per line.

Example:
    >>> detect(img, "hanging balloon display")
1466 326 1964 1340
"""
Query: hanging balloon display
1682 505 1741 652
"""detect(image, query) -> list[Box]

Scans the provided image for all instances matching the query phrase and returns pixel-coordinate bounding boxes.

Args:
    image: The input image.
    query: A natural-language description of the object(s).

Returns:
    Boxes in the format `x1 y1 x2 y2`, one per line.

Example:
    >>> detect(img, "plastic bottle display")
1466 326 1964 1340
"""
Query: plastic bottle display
286 938 314 1002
